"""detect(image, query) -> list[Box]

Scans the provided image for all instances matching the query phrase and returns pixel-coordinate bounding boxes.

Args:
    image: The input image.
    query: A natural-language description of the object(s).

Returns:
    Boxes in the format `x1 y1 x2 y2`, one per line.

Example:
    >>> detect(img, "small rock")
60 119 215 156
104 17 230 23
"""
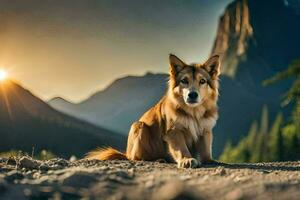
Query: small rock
30 176 49 185
32 172 41 179
214 167 227 176
5 170 25 182
69 156 77 162
47 170 54 175
135 162 145 167
60 171 99 188
128 168 135 175
55 158 69 167
112 170 132 179
107 170 133 184
39 163 50 171
51 164 64 170
152 180 201 200
6 157 17 166
19 157 40 170
25 171 33 175
0 158 7 163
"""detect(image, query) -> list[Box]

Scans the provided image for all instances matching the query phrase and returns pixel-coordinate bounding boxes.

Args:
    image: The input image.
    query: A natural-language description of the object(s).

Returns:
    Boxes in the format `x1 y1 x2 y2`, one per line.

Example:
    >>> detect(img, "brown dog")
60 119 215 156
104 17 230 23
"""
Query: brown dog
86 54 221 168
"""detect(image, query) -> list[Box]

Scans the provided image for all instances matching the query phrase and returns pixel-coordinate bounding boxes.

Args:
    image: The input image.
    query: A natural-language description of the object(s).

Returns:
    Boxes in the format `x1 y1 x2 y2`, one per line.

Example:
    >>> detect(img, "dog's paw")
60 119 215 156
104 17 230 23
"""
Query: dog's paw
177 158 198 168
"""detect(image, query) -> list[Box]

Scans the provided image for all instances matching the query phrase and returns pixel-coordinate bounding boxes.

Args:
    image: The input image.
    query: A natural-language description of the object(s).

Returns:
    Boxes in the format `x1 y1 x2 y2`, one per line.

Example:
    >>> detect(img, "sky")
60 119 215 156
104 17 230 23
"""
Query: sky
0 0 232 102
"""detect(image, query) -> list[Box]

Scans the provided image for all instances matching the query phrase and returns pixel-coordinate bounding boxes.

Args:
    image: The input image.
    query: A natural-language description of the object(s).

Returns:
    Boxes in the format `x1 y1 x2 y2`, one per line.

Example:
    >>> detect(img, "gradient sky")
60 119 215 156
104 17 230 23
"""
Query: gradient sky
0 0 232 102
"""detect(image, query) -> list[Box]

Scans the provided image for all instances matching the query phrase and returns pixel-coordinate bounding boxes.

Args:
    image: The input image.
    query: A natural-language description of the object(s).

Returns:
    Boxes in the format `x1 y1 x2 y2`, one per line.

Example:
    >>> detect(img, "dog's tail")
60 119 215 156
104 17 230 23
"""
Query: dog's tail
85 147 128 160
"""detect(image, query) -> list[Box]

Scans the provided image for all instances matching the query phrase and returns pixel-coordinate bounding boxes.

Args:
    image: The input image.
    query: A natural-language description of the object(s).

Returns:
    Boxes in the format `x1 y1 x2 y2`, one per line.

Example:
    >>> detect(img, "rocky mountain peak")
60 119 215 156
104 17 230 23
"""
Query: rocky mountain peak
211 0 300 78
211 0 253 77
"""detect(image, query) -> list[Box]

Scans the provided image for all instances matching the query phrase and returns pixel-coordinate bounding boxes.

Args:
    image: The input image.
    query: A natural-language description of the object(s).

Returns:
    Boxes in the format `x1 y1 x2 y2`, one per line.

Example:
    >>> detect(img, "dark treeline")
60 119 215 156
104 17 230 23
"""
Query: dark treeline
220 60 300 163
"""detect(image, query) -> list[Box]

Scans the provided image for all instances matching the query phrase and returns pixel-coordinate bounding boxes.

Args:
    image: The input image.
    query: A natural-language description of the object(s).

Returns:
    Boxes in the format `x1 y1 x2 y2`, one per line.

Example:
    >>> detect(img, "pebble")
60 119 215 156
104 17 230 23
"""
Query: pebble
6 157 17 166
60 171 99 188
152 180 201 200
69 156 77 162
5 170 25 183
19 156 40 170
214 167 227 176
39 163 50 171
54 158 69 167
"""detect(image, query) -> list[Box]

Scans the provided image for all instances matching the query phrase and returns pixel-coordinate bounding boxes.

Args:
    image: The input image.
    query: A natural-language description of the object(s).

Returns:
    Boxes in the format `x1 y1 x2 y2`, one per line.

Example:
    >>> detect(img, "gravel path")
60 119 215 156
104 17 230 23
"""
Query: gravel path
0 157 299 200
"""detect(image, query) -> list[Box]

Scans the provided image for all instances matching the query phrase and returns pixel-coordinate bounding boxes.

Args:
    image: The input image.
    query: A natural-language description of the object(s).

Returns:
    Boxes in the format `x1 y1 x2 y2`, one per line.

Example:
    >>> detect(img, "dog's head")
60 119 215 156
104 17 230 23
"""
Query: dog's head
168 54 220 107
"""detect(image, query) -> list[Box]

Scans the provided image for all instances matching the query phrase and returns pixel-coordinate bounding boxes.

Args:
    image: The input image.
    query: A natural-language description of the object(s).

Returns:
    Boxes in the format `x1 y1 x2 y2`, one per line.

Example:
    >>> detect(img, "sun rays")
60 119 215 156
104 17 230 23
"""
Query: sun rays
0 69 8 81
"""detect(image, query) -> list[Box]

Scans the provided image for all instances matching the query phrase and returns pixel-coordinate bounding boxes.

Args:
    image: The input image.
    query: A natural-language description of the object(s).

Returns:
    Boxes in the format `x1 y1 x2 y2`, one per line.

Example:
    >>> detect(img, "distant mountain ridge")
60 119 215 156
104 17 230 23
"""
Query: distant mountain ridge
49 72 168 134
0 80 125 158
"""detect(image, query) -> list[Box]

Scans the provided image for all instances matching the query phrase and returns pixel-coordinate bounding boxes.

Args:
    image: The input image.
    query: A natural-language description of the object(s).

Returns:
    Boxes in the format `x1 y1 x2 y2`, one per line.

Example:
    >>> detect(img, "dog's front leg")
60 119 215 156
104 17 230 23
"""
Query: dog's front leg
163 130 198 168
196 130 218 165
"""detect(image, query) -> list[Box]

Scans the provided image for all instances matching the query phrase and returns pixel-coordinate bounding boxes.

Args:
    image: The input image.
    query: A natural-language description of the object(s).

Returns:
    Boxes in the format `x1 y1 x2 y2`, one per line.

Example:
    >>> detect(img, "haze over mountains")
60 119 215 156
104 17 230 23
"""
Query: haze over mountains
0 80 125 158
49 73 167 134
49 0 300 156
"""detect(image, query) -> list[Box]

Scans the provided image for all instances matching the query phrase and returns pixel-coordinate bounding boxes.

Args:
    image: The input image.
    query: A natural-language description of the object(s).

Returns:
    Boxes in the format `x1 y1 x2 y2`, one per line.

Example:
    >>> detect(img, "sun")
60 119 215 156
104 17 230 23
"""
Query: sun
0 69 8 81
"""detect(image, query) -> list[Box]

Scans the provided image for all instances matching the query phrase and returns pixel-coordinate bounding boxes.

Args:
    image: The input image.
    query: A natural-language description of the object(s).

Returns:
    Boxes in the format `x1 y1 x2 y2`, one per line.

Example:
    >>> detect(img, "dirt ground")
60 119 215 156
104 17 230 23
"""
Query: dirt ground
0 157 299 200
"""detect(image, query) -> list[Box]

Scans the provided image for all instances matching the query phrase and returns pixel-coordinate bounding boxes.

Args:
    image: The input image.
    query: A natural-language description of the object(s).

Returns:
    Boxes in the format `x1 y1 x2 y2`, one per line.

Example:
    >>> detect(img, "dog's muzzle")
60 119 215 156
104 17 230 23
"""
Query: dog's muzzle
187 91 199 104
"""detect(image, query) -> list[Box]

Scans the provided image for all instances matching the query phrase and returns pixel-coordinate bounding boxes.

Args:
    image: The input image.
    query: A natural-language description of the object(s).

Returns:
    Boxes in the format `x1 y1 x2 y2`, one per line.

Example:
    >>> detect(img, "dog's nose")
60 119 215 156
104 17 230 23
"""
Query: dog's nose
188 91 198 100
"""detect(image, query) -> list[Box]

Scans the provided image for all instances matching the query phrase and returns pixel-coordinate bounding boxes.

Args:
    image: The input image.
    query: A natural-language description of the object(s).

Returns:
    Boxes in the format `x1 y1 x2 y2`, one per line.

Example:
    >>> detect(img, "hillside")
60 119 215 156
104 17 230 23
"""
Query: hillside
0 80 125 158
49 73 168 134
0 156 299 199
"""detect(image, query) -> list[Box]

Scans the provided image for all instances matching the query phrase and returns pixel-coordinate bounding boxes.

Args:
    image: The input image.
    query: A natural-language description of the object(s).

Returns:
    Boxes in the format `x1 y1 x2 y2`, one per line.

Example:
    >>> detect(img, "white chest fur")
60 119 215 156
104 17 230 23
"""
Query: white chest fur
174 115 217 142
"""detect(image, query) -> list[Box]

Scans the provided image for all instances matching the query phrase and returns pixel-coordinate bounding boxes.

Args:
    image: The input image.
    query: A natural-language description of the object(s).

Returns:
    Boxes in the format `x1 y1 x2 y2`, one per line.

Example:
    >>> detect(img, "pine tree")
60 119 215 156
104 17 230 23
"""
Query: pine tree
245 121 258 148
259 105 269 135
250 132 264 162
268 113 284 161
263 59 300 106
254 106 269 162
265 60 300 161
243 121 258 162
219 141 233 162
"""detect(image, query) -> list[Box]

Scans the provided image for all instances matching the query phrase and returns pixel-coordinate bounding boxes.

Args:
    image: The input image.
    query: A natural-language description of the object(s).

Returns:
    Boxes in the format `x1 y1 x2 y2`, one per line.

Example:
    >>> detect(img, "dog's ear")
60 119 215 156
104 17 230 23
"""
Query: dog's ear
203 55 221 78
169 54 186 75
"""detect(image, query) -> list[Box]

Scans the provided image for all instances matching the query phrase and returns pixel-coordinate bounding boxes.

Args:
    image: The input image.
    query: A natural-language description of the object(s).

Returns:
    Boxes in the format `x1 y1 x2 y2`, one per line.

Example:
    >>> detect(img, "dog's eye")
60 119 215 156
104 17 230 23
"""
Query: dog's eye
199 78 206 84
180 78 189 85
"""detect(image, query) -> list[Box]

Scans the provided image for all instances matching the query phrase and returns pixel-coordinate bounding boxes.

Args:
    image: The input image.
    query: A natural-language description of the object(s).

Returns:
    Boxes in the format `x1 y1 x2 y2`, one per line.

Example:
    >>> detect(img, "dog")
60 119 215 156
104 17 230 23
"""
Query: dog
86 54 221 168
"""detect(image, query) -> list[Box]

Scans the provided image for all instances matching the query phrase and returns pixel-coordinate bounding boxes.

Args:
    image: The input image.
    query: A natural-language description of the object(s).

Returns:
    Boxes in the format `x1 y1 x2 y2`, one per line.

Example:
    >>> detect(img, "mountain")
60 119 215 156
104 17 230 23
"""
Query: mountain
212 0 300 75
49 72 168 134
210 0 300 153
212 0 300 81
0 80 125 158
49 0 300 156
